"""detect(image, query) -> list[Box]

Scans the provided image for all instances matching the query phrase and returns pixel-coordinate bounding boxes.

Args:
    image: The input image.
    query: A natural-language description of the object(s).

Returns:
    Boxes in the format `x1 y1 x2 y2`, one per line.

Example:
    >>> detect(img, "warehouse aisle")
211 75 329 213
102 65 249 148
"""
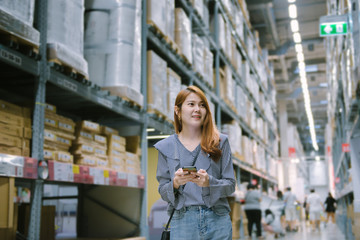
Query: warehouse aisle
256 221 346 240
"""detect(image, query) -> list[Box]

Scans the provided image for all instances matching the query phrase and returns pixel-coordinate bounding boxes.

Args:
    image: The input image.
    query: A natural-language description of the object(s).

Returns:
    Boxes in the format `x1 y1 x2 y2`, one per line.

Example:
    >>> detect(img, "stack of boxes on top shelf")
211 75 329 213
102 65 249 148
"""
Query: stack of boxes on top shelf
0 100 31 158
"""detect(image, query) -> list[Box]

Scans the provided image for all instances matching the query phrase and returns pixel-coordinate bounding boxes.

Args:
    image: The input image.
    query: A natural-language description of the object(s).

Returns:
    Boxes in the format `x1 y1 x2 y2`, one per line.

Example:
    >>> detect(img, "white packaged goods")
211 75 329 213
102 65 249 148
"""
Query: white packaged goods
204 47 214 87
147 0 167 35
167 68 181 121
211 14 226 55
175 8 192 63
192 34 205 78
147 51 168 116
165 0 175 43
47 0 88 77
222 122 242 156
0 0 35 26
84 0 142 105
0 4 39 46
236 85 247 120
235 9 244 40
225 66 235 105
191 0 204 20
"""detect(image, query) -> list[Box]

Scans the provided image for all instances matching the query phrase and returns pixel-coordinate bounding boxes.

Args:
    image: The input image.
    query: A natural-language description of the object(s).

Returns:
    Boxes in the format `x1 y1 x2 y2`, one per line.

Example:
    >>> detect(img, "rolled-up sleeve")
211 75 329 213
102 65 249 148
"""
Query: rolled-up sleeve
156 152 185 208
202 138 235 207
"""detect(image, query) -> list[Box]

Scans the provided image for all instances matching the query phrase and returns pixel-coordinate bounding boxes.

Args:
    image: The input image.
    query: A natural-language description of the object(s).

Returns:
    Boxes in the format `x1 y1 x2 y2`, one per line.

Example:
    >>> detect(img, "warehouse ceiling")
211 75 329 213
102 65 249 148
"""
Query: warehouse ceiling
245 0 328 155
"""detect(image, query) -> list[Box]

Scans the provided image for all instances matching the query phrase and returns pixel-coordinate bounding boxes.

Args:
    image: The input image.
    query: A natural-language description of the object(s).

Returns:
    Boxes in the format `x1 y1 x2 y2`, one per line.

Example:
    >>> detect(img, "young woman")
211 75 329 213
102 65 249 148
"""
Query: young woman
155 86 236 240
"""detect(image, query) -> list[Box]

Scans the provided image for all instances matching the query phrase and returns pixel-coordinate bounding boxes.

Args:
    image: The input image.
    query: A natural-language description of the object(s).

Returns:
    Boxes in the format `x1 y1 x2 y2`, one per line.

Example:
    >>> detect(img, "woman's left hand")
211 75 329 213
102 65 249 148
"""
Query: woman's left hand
190 169 209 187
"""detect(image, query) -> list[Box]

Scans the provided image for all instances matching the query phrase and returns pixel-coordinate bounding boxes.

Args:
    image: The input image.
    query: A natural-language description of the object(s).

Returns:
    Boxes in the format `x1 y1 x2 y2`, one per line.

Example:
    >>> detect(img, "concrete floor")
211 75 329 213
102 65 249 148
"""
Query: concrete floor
247 221 347 240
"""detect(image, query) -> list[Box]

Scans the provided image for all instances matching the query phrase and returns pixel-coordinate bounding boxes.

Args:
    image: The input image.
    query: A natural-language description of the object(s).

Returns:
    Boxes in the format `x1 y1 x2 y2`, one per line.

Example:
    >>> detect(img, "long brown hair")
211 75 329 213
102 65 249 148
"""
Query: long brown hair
174 86 221 161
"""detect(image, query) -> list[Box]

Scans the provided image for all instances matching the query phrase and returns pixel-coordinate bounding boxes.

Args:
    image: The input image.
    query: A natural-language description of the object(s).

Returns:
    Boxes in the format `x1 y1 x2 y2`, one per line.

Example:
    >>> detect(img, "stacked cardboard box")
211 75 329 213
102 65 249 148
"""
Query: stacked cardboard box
71 120 108 168
43 104 75 163
0 99 31 157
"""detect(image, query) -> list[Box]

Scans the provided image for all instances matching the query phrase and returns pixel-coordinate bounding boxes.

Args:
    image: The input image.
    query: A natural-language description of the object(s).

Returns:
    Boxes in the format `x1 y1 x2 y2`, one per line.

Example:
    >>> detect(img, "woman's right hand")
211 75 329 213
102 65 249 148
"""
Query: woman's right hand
173 168 197 189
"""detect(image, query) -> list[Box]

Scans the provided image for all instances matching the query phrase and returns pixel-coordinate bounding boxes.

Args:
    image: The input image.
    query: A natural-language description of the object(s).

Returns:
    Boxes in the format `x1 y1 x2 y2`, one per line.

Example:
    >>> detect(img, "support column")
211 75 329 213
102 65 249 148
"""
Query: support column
278 100 288 189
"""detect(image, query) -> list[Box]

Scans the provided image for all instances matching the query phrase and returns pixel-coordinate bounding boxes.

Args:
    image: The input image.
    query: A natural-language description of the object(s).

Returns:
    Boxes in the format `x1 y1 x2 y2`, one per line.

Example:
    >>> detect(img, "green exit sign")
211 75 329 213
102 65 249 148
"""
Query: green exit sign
319 15 349 37
320 22 348 36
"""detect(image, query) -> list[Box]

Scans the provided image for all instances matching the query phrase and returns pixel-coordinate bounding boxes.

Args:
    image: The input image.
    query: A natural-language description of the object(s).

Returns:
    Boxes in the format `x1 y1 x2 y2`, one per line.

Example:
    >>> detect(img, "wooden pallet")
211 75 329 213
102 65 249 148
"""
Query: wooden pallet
147 107 167 121
0 28 39 59
164 35 180 54
48 58 89 82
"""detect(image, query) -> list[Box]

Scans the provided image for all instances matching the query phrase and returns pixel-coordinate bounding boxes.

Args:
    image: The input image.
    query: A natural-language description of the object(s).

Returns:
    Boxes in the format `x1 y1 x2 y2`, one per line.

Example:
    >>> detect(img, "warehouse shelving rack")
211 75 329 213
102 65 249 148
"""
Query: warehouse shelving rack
146 0 278 195
0 0 280 239
325 0 360 239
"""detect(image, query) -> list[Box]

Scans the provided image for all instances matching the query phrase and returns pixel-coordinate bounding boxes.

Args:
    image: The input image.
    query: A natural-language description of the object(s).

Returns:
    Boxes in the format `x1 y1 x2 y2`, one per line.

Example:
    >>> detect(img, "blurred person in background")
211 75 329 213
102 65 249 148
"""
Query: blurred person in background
306 188 324 231
262 209 286 239
244 183 264 239
324 192 337 225
283 187 299 232
277 190 286 229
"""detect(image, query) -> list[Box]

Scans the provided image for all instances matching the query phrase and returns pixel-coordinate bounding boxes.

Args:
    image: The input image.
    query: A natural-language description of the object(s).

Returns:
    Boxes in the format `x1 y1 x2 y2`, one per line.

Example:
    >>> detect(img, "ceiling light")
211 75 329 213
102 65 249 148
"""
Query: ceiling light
293 32 302 43
288 0 296 2
295 44 303 53
291 20 299 32
146 128 155 132
297 52 304 62
288 4 297 19
319 82 328 87
146 135 170 140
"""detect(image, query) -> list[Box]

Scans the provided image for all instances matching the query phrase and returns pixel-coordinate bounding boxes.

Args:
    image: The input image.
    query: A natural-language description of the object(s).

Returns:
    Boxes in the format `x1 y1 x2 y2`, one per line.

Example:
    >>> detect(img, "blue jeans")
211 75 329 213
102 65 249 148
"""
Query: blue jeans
170 205 232 240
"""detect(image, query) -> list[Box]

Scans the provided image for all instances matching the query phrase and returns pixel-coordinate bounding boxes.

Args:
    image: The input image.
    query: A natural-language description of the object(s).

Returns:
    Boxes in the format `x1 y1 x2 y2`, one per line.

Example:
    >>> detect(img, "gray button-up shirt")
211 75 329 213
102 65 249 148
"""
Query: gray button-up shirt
155 133 235 213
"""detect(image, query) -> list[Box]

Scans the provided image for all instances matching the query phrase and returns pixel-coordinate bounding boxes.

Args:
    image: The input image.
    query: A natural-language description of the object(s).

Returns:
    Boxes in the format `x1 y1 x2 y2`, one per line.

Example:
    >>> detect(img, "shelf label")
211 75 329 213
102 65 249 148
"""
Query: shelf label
73 165 80 174
127 173 138 187
97 97 113 109
0 49 22 66
342 143 350 152
57 78 77 92
103 170 109 178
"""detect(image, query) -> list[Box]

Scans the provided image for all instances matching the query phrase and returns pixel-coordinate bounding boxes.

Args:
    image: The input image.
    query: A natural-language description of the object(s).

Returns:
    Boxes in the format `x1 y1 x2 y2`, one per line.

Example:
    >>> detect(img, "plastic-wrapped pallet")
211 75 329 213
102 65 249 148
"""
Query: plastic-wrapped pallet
224 66 235 109
0 0 35 25
235 9 244 40
167 68 181 121
210 14 226 56
242 136 253 165
165 0 175 43
236 85 247 121
222 121 242 157
191 0 204 20
147 0 167 36
204 47 214 87
84 0 143 107
47 0 88 77
147 51 168 117
0 0 39 46
175 8 192 64
192 34 205 78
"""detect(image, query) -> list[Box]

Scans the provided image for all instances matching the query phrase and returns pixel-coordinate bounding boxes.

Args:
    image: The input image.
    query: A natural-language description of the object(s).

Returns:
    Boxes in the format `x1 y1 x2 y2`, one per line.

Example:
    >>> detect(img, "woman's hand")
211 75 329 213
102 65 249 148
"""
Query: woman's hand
190 169 209 187
173 168 198 189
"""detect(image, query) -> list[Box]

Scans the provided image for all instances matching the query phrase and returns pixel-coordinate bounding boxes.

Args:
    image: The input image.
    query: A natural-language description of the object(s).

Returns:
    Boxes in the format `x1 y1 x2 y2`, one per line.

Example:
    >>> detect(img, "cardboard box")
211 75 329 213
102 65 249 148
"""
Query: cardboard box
76 120 100 133
125 136 140 155
100 126 119 136
0 132 22 148
0 122 23 137
0 99 23 116
0 111 24 127
0 177 15 228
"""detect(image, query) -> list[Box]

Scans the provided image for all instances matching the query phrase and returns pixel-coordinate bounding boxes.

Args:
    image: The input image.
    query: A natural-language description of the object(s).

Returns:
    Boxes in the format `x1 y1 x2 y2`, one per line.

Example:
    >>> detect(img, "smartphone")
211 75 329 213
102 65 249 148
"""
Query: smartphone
182 166 197 174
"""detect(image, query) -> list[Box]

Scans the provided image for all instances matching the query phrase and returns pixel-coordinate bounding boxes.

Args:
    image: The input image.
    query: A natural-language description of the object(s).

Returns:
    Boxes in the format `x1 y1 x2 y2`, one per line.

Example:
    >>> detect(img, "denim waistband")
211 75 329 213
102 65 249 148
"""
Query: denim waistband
181 205 209 211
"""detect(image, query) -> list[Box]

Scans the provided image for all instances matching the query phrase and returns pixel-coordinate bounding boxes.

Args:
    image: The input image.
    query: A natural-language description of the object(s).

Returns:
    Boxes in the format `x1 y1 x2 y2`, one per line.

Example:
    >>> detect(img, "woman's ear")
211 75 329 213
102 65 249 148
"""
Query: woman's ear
174 106 180 116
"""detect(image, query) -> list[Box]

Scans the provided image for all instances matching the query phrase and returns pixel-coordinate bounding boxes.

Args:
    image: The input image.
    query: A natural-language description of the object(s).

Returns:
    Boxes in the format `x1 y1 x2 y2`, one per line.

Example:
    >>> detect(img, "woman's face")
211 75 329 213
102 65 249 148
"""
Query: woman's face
177 92 207 129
